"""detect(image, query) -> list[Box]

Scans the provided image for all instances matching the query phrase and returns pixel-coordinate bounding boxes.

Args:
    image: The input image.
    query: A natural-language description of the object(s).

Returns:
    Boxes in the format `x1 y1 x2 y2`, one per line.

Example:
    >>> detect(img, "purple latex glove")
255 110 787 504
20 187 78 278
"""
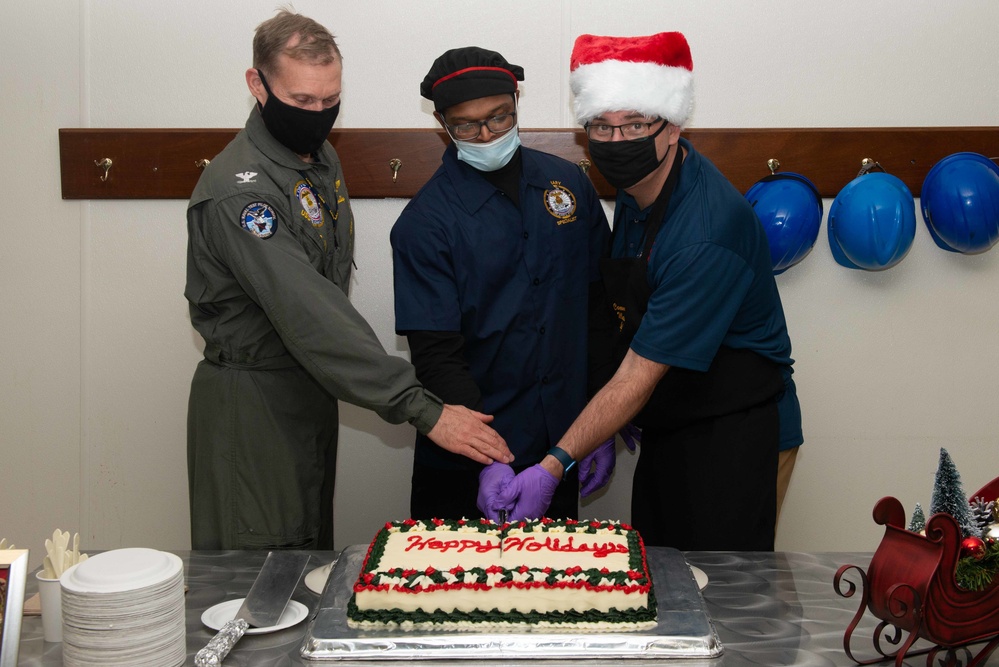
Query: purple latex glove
477 462 516 523
619 422 642 451
578 437 616 498
497 464 558 521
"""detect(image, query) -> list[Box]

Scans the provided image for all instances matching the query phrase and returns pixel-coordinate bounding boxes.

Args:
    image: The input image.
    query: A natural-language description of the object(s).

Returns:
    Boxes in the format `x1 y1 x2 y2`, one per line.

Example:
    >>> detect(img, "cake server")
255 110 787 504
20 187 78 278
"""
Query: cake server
195 551 310 666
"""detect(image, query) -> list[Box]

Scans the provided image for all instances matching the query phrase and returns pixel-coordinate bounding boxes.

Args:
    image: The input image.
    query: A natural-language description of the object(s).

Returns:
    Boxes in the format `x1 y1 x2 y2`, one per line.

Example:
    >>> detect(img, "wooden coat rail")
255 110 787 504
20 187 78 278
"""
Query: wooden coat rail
59 127 999 200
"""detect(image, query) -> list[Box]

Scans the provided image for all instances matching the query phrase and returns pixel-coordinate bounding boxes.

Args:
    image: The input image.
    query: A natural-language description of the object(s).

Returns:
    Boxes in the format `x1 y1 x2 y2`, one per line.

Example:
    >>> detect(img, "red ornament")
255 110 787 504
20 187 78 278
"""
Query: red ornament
961 536 987 560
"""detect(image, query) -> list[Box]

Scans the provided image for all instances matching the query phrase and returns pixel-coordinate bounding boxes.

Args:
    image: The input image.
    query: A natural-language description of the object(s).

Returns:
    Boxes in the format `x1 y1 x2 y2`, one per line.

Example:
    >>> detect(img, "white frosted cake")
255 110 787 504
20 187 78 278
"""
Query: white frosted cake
347 518 657 631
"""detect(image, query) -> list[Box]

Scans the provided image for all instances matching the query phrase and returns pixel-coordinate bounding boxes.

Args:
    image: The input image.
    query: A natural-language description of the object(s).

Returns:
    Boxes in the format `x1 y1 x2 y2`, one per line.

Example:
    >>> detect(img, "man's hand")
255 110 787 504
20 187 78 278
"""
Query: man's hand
477 462 515 522
426 404 513 465
497 464 558 521
578 437 616 498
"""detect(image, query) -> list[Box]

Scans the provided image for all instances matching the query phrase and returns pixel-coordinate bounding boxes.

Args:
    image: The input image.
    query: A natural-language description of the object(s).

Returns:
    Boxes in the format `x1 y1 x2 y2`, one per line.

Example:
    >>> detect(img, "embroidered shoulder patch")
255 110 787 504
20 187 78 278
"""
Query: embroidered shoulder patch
240 202 278 239
544 181 577 223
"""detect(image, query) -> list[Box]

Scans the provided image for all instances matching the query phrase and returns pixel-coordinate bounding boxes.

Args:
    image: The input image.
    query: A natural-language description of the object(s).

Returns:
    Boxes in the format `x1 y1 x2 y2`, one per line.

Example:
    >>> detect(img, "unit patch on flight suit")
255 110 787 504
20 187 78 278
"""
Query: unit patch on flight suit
240 202 278 239
544 181 577 225
295 181 324 227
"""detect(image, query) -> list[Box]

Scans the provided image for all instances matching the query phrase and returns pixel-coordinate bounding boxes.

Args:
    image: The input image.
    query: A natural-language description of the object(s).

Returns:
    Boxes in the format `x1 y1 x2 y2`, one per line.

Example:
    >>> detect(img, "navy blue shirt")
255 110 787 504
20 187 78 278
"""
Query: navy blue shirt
612 138 802 450
392 144 610 468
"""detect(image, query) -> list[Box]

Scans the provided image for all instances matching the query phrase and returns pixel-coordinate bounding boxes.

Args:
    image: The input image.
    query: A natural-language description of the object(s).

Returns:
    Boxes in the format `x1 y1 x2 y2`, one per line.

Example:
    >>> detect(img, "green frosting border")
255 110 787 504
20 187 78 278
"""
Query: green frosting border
347 592 658 627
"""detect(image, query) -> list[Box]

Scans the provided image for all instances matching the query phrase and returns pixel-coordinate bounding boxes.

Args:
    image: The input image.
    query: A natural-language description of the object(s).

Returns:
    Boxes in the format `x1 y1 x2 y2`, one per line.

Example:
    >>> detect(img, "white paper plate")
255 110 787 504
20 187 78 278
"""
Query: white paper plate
304 563 333 595
202 598 309 635
61 548 182 593
689 565 708 590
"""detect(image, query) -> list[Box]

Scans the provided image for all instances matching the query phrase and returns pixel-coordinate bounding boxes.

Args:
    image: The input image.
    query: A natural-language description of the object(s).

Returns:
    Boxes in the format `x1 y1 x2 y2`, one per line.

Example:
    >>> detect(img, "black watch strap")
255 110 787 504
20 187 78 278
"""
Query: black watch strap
546 446 577 474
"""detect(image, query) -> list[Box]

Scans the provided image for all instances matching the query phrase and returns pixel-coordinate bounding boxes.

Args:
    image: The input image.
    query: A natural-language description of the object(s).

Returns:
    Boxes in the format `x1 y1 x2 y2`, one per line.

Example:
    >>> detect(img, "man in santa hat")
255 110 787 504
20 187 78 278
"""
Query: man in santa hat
485 32 802 551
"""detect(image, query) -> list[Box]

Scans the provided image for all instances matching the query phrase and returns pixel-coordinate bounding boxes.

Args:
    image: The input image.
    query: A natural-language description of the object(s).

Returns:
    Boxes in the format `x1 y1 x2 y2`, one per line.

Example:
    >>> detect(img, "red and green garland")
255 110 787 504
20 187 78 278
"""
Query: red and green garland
956 533 999 592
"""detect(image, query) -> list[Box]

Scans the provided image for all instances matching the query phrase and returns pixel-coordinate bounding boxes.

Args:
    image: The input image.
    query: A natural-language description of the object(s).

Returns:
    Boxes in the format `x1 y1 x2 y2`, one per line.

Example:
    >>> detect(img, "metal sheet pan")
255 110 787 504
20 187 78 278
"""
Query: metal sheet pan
300 545 722 661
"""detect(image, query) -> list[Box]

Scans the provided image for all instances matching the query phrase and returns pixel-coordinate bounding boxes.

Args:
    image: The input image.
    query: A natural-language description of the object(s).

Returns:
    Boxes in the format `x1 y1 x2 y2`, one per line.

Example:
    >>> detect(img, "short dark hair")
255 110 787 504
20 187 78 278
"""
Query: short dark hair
252 8 342 77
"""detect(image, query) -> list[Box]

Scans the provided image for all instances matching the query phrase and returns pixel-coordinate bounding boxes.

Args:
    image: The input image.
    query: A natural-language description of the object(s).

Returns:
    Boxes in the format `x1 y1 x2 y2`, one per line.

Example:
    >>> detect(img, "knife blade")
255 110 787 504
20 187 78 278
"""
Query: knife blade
498 509 508 553
195 551 310 666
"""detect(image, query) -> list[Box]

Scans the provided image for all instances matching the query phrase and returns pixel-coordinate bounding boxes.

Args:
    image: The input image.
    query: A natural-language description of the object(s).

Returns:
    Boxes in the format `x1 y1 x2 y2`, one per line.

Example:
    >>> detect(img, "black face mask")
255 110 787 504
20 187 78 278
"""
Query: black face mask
587 120 669 189
257 69 340 156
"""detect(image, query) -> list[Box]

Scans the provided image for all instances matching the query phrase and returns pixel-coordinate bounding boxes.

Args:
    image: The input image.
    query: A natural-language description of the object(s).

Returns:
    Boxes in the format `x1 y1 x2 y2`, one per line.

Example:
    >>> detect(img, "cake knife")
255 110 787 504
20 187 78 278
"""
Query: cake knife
498 509 508 552
195 551 310 666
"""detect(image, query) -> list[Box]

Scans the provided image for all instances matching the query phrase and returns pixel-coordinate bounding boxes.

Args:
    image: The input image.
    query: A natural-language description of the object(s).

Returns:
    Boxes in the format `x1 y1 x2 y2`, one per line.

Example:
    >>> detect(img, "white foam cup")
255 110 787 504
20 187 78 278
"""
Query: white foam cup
35 571 63 642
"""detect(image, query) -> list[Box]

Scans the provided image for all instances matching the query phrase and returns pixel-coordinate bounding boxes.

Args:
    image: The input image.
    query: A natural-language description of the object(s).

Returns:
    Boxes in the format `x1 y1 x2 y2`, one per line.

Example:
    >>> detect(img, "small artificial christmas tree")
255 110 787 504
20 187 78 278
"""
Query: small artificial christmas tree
929 448 978 539
909 502 926 532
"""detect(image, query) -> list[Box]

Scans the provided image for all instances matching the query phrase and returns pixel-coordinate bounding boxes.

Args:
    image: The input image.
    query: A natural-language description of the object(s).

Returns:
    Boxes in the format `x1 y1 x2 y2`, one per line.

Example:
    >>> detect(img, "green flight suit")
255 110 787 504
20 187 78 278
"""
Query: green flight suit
185 109 442 550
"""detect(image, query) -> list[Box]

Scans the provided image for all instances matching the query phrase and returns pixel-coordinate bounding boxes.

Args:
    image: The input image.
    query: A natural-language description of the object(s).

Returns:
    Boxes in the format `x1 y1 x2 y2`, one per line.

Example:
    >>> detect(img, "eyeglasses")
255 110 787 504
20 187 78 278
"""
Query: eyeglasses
584 118 664 142
445 112 517 141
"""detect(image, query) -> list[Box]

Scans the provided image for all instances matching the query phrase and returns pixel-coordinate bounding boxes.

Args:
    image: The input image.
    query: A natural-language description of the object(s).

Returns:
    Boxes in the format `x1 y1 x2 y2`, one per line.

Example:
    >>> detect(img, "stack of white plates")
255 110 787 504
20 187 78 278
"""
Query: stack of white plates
59 548 186 667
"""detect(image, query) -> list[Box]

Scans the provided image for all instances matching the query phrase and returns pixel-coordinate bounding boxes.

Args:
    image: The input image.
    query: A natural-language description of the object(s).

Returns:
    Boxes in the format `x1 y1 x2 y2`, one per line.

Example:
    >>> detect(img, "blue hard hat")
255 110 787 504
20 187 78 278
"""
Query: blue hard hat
746 173 823 275
828 172 916 271
920 152 999 254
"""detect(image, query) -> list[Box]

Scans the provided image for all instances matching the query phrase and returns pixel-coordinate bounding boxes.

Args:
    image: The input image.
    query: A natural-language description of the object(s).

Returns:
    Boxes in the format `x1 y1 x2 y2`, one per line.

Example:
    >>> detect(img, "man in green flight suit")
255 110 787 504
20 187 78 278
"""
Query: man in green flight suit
185 9 511 550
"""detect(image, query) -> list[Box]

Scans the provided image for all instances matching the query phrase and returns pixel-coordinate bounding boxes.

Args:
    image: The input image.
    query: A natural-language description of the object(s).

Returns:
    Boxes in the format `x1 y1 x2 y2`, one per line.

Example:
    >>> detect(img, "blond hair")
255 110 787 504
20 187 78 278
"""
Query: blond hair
253 8 341 76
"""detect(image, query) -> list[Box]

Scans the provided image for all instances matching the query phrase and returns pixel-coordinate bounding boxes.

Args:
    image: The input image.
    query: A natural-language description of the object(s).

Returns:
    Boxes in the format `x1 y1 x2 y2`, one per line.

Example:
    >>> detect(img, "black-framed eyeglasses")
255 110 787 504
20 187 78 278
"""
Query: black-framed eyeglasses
584 118 664 142
445 112 517 141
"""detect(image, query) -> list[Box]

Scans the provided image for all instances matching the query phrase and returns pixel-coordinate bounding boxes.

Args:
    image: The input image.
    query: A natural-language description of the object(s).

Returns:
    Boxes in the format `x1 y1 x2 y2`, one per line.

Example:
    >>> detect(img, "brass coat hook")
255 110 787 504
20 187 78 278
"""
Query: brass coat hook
857 157 884 177
195 159 211 169
578 158 591 174
389 158 402 183
94 157 112 182
767 158 780 174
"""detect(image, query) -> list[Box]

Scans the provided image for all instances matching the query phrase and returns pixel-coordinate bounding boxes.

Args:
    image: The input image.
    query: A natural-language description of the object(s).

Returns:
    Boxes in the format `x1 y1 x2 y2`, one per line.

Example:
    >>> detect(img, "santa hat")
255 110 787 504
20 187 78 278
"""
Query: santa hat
569 32 694 127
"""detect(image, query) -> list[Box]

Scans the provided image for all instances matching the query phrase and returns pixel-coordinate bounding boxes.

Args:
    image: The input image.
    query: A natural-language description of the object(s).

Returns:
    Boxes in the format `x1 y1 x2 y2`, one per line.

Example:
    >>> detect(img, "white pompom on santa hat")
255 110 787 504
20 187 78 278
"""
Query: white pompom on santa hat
570 31 694 128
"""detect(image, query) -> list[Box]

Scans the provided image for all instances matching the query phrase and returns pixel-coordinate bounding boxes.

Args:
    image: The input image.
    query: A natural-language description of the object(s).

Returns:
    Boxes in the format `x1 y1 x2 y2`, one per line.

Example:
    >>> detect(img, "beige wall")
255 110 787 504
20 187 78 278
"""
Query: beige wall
2 0 998 568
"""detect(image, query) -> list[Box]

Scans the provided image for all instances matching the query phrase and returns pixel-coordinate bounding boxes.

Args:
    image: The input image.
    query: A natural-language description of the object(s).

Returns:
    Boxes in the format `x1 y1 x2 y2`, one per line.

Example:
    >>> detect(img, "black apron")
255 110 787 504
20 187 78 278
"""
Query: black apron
589 152 784 431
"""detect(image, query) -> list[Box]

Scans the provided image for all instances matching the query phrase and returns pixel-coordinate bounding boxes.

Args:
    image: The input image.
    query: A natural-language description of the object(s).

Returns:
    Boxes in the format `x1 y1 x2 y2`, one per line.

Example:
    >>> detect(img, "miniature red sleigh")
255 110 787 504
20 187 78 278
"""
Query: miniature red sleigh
835 475 999 666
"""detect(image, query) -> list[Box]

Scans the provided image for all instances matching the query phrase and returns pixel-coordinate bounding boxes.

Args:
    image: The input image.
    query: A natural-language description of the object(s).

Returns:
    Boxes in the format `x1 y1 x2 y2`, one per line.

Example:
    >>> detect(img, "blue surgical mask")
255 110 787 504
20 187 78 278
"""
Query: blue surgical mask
455 124 521 172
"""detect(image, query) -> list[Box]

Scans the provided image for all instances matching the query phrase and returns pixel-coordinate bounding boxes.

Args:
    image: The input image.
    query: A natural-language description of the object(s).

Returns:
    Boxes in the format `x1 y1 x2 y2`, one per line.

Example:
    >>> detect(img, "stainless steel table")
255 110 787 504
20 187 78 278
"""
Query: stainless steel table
14 549 994 666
